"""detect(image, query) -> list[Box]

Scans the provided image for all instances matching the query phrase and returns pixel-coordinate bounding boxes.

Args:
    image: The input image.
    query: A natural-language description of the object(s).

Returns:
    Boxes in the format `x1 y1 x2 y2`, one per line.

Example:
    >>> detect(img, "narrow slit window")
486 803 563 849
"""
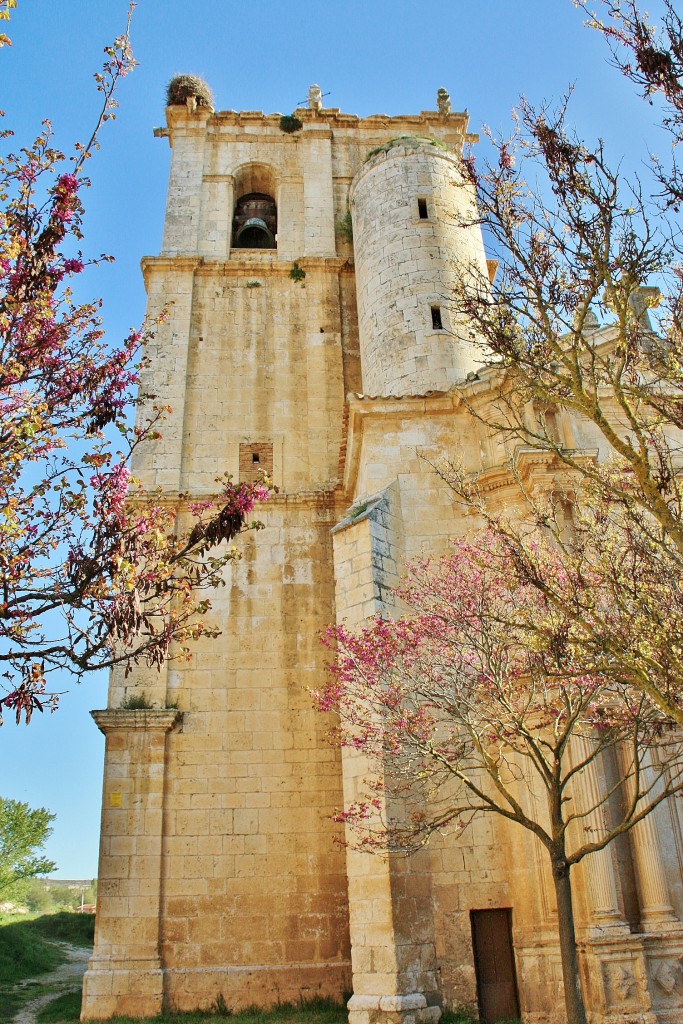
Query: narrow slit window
252 453 260 464
431 305 443 330
417 197 429 220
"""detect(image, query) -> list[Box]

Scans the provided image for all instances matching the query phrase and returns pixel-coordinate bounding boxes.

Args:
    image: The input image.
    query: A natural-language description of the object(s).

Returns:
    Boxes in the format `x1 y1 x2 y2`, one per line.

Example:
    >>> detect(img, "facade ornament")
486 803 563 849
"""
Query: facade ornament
603 962 637 1003
653 958 683 995
308 84 323 112
437 87 451 116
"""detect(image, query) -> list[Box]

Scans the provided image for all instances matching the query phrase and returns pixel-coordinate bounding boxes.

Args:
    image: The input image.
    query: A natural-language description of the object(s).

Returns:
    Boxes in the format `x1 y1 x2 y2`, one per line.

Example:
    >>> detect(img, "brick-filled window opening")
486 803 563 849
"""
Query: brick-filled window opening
431 305 443 330
239 442 273 483
417 197 429 220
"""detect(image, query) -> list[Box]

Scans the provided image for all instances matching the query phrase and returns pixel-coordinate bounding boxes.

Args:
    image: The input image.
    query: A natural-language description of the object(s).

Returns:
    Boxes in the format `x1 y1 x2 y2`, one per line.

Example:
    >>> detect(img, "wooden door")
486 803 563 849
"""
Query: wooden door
470 908 520 1024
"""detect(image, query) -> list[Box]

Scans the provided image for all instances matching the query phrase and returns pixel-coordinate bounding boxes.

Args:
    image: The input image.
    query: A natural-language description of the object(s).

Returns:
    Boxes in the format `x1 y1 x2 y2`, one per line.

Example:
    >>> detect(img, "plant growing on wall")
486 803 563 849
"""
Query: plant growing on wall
0 7 269 724
337 211 353 244
279 114 303 134
288 261 306 284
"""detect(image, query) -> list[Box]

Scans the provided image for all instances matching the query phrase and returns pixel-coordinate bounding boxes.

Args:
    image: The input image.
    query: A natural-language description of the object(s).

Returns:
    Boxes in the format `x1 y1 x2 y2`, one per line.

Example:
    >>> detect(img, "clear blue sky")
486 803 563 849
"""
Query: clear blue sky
0 0 667 879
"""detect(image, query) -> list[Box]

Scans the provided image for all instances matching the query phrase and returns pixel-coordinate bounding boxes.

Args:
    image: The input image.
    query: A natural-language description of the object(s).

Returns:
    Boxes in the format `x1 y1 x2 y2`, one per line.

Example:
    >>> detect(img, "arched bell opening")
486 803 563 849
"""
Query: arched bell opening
232 193 277 250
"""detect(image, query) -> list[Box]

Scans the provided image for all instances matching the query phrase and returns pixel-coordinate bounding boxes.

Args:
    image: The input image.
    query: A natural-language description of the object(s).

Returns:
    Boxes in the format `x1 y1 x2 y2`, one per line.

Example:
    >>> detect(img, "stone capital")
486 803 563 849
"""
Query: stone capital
91 708 182 734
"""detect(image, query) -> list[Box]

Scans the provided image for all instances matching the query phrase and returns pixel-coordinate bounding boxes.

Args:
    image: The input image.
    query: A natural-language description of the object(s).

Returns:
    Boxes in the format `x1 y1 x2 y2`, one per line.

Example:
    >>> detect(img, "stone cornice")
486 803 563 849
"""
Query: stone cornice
141 255 351 279
342 390 463 497
340 388 602 502
164 105 472 136
476 446 600 497
126 488 338 511
91 709 182 734
141 256 202 286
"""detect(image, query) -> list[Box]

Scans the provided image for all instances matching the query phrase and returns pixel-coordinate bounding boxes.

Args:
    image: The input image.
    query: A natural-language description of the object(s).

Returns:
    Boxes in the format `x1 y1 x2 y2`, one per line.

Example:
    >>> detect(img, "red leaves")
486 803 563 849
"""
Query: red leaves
0 665 58 725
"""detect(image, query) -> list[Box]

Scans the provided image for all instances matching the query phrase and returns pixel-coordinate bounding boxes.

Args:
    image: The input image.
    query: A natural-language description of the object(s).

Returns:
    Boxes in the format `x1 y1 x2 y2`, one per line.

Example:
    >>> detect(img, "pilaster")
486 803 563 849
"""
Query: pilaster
302 125 336 257
332 491 440 1024
161 106 211 256
137 257 200 492
81 709 181 1020
199 173 234 260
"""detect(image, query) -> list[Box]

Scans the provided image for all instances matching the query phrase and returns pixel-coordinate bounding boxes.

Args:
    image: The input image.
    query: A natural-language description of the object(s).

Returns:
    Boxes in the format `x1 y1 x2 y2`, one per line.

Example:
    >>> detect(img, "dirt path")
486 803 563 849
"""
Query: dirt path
11 944 90 1024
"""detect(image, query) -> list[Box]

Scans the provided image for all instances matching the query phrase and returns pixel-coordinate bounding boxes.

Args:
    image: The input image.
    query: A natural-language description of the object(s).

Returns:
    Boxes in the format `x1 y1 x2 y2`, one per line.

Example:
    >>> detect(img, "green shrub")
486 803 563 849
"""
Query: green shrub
28 911 95 947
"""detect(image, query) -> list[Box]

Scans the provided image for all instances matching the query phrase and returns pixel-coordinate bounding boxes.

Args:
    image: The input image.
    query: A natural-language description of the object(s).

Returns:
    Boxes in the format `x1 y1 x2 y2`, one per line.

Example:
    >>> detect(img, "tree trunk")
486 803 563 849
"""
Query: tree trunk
552 860 589 1024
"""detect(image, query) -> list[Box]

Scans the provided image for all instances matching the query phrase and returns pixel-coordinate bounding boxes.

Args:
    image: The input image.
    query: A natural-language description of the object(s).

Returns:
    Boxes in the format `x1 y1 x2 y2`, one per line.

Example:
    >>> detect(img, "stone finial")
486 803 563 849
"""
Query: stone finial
186 95 197 114
574 307 599 331
437 87 451 116
603 283 661 329
628 284 661 328
308 84 323 112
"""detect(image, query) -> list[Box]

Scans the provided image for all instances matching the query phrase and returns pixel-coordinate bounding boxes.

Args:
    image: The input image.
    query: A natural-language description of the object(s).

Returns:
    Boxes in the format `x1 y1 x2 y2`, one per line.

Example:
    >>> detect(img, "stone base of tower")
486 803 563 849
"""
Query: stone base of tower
163 963 352 1015
81 956 164 1020
347 993 441 1024
82 961 351 1019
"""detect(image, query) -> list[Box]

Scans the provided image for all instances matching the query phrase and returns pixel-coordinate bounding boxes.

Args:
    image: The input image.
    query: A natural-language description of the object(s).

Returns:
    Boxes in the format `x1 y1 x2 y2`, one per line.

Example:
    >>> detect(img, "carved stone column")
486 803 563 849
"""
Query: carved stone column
570 738 658 1023
81 708 181 1020
619 747 680 932
571 736 626 934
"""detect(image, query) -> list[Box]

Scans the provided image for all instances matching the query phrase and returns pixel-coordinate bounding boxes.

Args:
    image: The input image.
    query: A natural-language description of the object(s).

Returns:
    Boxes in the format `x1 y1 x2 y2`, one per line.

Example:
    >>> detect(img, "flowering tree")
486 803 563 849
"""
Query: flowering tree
579 0 683 205
0 8 269 724
435 0 683 727
316 531 683 1024
0 1 16 48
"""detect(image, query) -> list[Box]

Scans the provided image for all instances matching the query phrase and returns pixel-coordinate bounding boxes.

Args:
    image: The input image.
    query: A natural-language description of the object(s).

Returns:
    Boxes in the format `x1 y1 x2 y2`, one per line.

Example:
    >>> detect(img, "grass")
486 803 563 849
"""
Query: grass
109 997 347 1024
0 912 95 1022
33 1000 486 1024
3 938 482 1024
37 991 83 1022
35 995 348 1024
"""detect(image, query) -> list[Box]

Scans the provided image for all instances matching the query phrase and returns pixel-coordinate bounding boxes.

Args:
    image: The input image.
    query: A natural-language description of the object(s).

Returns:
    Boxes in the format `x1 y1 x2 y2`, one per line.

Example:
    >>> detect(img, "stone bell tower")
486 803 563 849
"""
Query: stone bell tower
82 79 683 1024
81 83 483 1020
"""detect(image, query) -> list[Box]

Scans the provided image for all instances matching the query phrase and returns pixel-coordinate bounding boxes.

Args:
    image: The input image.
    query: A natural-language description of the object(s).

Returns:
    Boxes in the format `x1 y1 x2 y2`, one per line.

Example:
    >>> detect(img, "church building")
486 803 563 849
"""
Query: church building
81 84 683 1024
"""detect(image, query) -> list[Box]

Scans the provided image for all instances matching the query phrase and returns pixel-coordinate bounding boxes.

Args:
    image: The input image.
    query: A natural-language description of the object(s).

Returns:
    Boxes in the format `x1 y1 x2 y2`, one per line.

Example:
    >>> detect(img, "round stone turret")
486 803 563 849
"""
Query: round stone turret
350 137 487 396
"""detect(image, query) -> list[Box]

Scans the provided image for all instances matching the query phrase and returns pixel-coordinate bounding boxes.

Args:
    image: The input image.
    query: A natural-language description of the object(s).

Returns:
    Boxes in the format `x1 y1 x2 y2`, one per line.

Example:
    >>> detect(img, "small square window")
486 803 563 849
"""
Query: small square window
431 306 443 330
252 453 260 464
417 198 429 220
